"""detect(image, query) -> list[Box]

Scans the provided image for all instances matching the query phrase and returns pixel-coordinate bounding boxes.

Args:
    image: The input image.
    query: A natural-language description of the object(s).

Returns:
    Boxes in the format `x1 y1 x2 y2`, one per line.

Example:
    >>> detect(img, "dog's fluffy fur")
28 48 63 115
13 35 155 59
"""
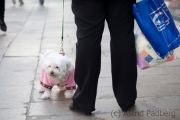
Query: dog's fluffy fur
39 50 76 99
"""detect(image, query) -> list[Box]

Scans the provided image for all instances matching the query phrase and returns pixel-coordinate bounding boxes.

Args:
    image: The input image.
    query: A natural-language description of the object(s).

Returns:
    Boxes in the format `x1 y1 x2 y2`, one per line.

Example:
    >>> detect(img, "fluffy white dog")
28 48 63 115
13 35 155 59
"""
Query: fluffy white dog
39 50 76 99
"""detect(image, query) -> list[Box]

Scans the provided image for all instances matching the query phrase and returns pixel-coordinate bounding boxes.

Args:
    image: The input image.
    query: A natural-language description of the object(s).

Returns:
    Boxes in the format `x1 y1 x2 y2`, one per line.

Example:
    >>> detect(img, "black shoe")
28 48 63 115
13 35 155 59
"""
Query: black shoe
0 20 2 24
19 0 24 5
122 103 135 112
69 103 92 116
39 0 44 5
0 19 7 32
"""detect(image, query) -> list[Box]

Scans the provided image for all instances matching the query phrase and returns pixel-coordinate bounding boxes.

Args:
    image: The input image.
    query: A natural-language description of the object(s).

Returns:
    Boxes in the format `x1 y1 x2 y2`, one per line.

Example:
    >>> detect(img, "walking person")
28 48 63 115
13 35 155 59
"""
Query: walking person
12 0 24 5
39 0 44 5
69 0 137 116
0 0 7 32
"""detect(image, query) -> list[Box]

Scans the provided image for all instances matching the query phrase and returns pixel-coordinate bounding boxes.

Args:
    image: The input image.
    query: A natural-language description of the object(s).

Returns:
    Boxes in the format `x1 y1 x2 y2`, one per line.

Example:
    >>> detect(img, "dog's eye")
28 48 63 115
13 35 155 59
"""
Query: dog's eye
49 66 51 67
56 66 59 68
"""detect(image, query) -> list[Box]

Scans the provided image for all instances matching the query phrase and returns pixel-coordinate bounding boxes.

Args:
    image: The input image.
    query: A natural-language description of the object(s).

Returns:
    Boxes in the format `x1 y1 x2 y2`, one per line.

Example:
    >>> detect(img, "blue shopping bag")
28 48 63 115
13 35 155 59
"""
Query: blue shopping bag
133 0 180 58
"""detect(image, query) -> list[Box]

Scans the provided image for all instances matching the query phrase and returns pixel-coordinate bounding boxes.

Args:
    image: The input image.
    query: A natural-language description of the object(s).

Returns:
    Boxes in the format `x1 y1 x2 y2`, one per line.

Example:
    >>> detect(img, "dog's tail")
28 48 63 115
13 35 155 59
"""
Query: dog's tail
38 50 56 65
38 53 45 65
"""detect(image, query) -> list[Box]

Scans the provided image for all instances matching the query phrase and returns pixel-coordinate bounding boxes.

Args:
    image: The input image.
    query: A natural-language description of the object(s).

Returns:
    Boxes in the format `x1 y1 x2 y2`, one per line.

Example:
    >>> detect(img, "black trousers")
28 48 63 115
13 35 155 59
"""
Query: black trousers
72 0 137 112
0 0 5 21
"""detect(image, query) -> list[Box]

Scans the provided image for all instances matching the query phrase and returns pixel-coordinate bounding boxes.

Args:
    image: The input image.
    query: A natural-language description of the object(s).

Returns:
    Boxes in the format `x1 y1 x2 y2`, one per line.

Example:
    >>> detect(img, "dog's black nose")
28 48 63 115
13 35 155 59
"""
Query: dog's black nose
50 71 54 75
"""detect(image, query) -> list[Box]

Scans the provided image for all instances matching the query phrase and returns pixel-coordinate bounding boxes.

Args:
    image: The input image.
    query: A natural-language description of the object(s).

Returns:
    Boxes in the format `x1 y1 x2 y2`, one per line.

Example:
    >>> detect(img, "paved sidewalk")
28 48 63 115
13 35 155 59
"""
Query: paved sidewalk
0 0 180 120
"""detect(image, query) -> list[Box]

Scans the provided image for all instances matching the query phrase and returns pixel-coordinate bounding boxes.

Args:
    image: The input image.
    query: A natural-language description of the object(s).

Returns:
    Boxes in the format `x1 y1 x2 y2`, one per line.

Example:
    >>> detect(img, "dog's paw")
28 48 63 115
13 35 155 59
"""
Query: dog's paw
40 91 51 99
64 91 74 99
39 87 45 93
41 93 50 99
58 86 66 91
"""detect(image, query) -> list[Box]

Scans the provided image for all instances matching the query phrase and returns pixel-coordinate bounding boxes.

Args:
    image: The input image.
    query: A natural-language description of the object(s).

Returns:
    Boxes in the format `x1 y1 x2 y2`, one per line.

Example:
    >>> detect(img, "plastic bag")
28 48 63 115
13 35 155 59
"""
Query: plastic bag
134 24 175 69
133 0 180 59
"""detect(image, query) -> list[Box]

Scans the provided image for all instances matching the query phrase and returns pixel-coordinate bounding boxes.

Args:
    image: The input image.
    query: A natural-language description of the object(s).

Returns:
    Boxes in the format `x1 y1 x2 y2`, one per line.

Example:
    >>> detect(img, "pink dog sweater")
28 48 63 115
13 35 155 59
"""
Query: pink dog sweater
40 67 76 90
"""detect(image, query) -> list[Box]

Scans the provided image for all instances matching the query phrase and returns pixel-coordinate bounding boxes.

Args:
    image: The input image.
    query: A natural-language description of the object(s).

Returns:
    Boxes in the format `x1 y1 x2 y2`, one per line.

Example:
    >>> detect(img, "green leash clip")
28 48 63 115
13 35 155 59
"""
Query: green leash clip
60 0 65 55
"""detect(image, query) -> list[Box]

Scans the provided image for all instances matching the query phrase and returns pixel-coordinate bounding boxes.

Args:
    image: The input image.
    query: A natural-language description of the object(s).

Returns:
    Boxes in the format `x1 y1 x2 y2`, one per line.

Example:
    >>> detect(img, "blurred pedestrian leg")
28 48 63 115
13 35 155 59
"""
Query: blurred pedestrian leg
39 0 44 5
19 0 24 5
0 0 7 32
12 0 16 4
12 0 24 5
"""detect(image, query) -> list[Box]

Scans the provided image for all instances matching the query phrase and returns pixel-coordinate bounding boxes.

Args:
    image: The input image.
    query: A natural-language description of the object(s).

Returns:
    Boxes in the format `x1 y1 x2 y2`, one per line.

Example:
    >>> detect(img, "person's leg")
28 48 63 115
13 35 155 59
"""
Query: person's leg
71 0 106 113
12 0 16 4
39 0 44 5
0 0 5 21
106 0 137 110
19 0 24 5
0 0 7 32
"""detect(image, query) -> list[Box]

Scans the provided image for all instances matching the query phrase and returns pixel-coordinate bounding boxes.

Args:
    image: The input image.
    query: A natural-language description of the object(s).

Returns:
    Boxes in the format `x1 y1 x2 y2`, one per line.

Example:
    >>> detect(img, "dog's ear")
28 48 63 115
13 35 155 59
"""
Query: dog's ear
59 56 72 72
38 53 45 65
38 53 44 60
66 59 72 72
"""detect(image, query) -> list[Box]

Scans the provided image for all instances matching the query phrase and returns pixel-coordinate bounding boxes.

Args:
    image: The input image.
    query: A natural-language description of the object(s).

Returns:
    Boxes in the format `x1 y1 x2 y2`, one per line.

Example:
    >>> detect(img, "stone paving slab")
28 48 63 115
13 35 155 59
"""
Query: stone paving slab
32 76 180 102
27 114 89 120
0 39 12 47
4 21 24 33
99 62 112 77
160 67 180 74
137 74 180 85
22 22 45 32
27 112 180 120
146 96 180 110
43 33 63 38
29 100 73 116
96 84 180 99
15 34 43 39
99 63 177 77
175 47 180 58
0 47 7 56
0 57 37 71
1 0 180 120
0 71 34 86
0 108 26 120
0 85 32 108
28 97 180 119
41 38 72 47
89 111 179 120
137 67 168 75
158 59 180 67
10 38 41 46
5 46 40 56
95 98 166 113
0 56 2 62
137 84 180 97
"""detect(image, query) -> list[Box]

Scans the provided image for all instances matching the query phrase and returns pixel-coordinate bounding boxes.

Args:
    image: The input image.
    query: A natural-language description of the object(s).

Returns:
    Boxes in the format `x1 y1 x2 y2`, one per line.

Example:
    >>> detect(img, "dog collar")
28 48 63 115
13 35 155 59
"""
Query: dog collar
66 86 76 90
40 82 76 90
40 81 53 90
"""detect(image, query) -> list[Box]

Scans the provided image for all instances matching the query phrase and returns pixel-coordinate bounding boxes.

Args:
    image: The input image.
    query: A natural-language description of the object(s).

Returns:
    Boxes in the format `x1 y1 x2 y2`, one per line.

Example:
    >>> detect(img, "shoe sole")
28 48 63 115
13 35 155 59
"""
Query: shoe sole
0 23 7 32
122 103 135 112
0 20 3 24
69 103 92 116
39 0 44 5
19 0 24 5
12 0 16 4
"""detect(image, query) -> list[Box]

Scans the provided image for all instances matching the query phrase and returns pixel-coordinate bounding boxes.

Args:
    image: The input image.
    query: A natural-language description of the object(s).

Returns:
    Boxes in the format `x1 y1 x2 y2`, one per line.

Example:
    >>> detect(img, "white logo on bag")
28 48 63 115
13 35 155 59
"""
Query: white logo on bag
149 3 170 31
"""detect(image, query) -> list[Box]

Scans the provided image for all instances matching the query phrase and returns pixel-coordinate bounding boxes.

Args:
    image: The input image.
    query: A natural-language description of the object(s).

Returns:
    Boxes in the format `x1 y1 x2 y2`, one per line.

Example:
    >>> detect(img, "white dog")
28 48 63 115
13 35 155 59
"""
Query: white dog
39 50 76 99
